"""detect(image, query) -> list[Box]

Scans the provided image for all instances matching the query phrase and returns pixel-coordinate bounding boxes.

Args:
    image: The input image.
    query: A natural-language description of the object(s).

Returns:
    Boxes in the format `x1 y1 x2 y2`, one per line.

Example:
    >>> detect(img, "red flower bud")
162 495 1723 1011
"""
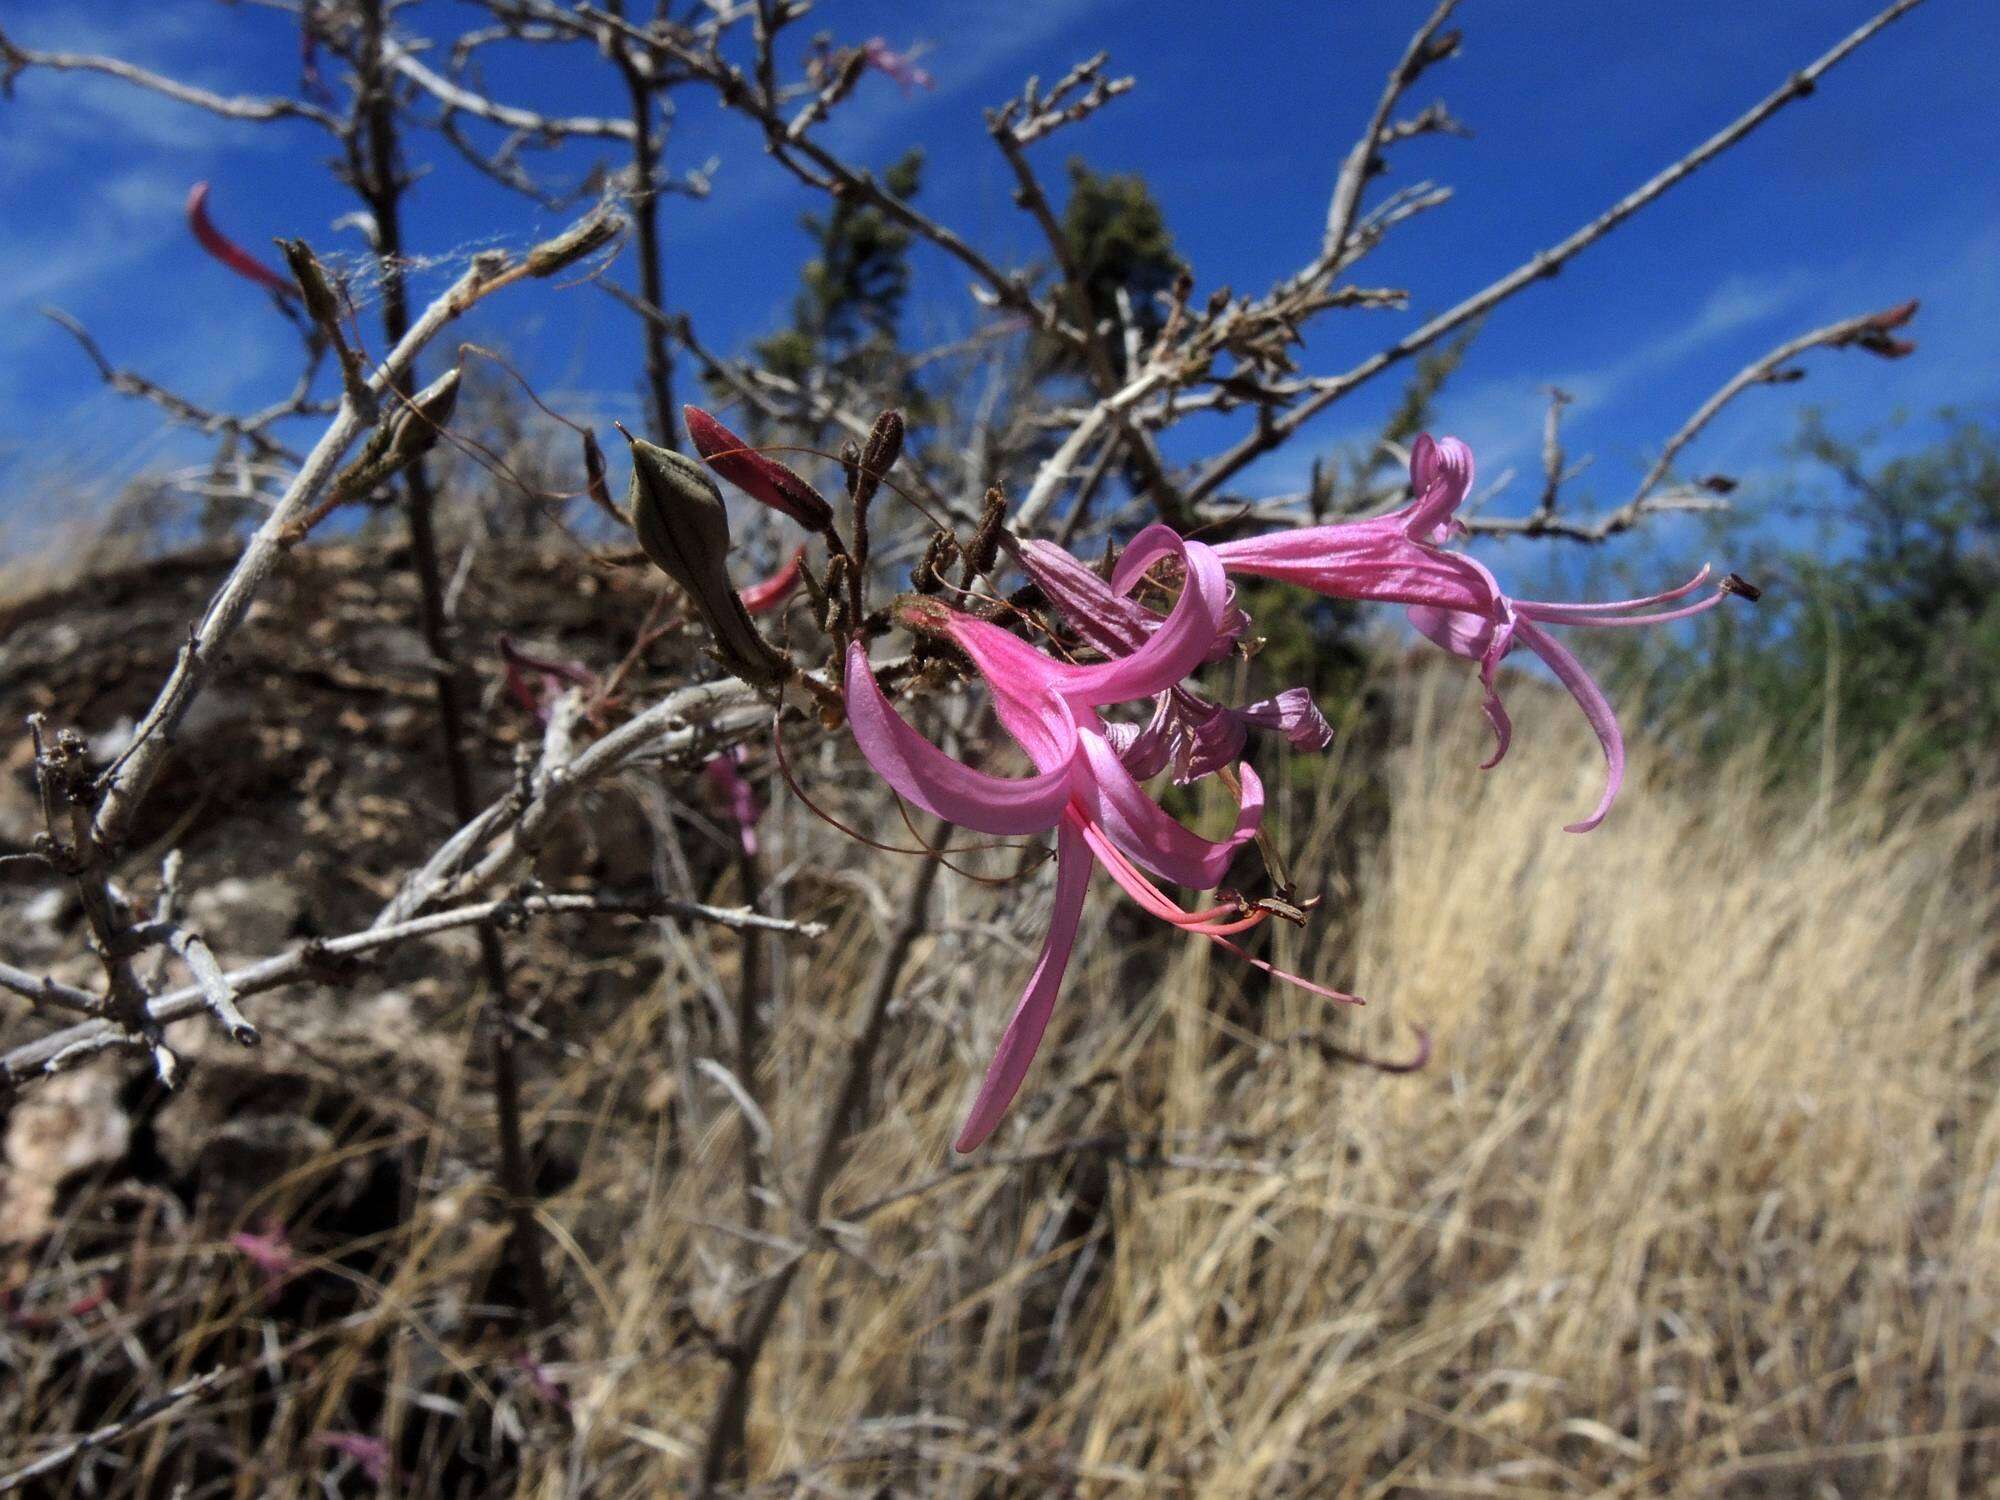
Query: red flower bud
684 405 833 529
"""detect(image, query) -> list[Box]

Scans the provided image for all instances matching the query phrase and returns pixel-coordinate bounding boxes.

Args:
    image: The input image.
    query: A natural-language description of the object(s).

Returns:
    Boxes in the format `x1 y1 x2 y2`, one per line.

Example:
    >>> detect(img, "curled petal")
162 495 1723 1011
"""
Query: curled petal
1408 605 1515 769
1235 687 1336 753
843 642 1074 835
1404 434 1474 541
1514 619 1624 833
954 817 1091 1151
1022 535 1245 665
1107 699 1175 780
1166 694 1251 784
1052 529 1228 704
1078 730 1261 890
186 182 295 299
1019 538 1151 654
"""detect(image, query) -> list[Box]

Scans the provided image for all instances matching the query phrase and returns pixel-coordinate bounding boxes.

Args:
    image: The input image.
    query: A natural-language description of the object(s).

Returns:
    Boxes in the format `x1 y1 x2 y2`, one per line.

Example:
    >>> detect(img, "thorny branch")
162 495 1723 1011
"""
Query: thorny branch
1182 0 1929 506
0 889 825 1090
1465 301 1921 542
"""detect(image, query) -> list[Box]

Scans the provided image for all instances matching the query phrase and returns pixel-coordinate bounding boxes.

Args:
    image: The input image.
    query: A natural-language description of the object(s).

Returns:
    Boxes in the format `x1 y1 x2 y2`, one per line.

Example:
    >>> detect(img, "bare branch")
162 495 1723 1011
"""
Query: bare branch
1465 300 1919 543
1320 1 1462 271
1187 0 1930 506
0 888 825 1091
383 36 638 140
1630 299 1919 507
40 309 305 465
87 207 624 854
0 25 338 129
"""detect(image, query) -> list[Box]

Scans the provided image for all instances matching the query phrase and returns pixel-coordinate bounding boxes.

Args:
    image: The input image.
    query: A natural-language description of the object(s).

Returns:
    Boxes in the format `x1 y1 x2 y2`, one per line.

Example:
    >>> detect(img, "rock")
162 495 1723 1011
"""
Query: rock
184 875 309 960
0 1064 131 1244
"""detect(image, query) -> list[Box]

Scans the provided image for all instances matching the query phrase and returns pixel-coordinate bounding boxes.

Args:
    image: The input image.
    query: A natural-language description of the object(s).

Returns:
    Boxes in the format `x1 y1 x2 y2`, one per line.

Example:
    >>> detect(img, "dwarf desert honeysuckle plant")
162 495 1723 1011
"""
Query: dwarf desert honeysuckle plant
0 1 1932 1488
652 415 1752 1149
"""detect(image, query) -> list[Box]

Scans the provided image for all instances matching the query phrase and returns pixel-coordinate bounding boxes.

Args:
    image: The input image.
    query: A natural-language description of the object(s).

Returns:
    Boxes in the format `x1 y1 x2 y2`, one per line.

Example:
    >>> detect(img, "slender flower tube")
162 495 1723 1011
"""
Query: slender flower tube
1213 435 1741 831
846 525 1357 1150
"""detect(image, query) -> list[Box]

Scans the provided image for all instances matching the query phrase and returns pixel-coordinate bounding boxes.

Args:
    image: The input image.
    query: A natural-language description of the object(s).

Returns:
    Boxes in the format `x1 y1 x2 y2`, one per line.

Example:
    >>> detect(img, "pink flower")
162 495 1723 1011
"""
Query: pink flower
185 182 296 301
1213 435 1741 832
847 525 1357 1151
703 746 763 858
1019 537 1332 783
230 1221 302 1300
861 37 935 94
315 1431 396 1486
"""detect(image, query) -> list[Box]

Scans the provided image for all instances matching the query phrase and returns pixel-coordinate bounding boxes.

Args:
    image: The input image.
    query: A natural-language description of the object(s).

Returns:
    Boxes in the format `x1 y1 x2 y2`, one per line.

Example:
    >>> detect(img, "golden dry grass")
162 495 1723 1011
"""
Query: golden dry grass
519 667 1998 1495
8 664 1998 1496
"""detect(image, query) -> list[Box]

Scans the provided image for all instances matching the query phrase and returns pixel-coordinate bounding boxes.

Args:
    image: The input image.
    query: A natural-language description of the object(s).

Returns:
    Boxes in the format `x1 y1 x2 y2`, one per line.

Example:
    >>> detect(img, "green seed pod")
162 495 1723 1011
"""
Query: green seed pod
626 436 790 686
384 367 461 465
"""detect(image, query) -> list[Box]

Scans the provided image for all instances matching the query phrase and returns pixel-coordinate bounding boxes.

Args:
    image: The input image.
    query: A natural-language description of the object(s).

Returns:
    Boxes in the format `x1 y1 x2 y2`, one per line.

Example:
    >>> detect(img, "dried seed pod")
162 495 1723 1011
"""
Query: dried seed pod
524 206 626 278
855 408 904 509
626 435 791 686
820 553 853 636
277 239 345 330
911 529 958 595
957 486 1008 587
581 428 628 526
384 366 461 465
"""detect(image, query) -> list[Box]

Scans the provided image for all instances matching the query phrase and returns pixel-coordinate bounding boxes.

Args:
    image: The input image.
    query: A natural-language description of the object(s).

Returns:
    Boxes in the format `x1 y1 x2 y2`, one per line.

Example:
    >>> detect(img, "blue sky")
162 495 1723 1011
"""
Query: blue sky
0 0 1993 568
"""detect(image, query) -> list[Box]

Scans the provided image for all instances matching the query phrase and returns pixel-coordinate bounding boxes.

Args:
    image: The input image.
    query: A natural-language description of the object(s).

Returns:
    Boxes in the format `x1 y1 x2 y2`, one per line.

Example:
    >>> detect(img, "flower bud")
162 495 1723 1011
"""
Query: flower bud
684 405 833 529
626 435 790 686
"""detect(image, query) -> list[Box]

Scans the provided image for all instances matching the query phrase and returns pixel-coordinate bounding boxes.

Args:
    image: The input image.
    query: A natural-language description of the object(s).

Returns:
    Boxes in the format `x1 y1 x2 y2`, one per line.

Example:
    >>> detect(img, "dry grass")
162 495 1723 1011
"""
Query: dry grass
7 664 1998 1496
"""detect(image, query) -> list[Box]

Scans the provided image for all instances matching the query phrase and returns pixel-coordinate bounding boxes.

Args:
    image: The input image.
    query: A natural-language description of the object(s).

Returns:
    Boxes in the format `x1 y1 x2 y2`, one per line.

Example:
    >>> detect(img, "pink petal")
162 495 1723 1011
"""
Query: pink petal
1214 519 1495 613
1514 619 1624 833
1236 687 1336 753
1050 528 1228 704
954 817 1092 1151
703 749 762 857
844 643 1074 834
1077 730 1262 890
944 614 1096 768
1406 603 1496 661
